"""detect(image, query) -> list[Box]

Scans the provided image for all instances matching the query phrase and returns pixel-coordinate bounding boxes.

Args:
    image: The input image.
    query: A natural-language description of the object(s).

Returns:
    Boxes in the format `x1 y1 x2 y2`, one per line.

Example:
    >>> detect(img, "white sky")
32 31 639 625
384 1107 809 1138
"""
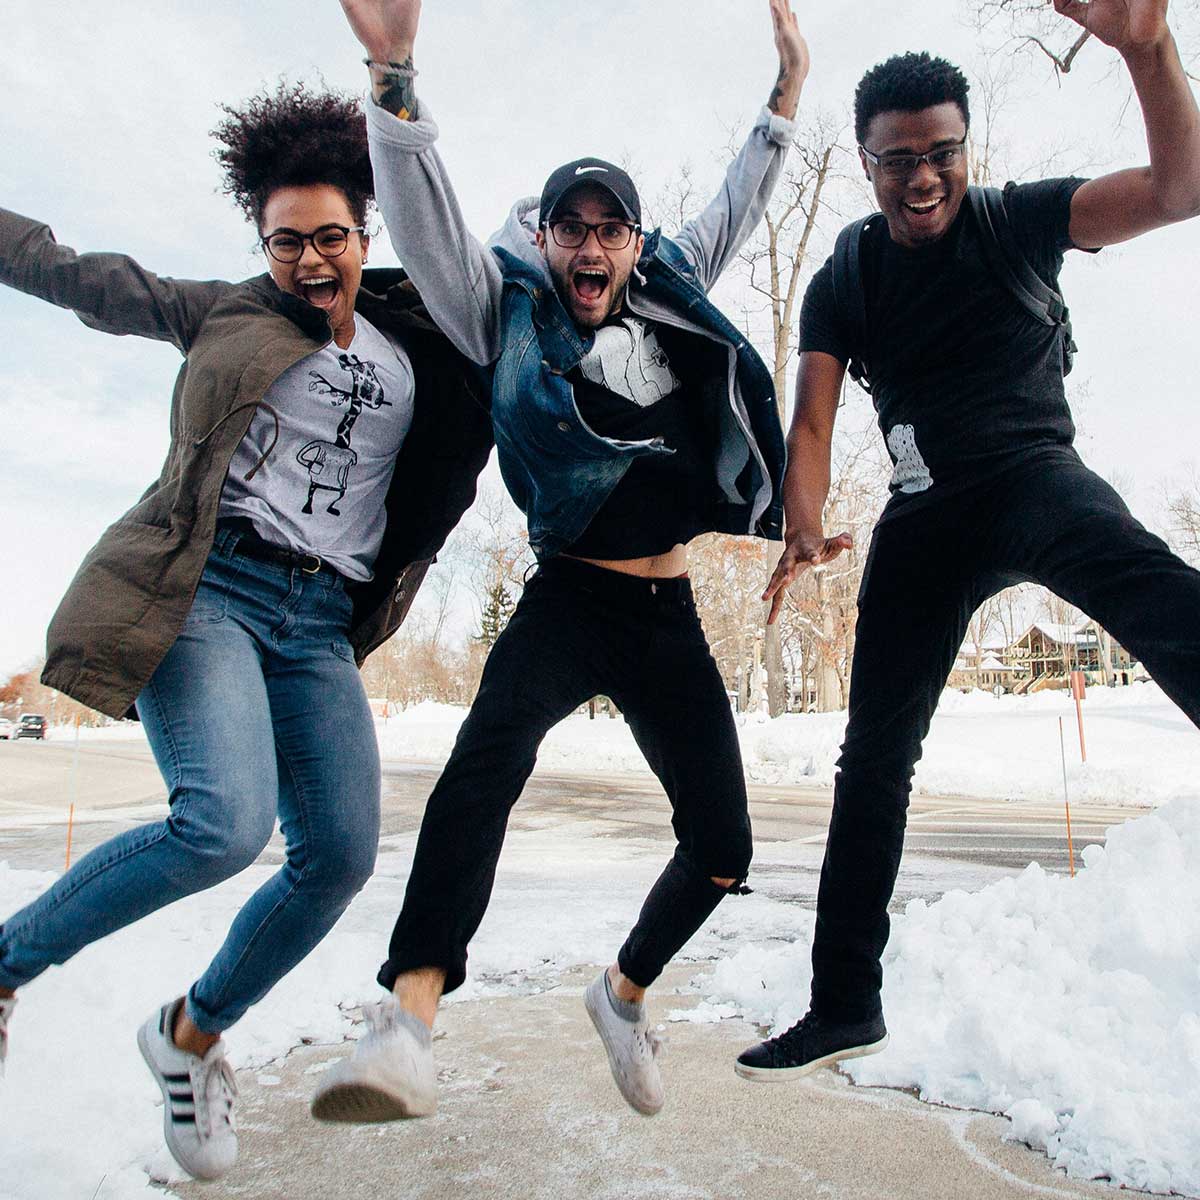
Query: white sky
2 0 1198 677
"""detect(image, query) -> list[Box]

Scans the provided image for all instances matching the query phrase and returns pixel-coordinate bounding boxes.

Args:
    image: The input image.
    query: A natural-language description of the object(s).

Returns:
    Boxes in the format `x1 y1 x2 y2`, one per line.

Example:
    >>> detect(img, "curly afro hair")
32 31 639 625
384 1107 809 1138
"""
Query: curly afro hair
854 52 970 146
212 81 374 230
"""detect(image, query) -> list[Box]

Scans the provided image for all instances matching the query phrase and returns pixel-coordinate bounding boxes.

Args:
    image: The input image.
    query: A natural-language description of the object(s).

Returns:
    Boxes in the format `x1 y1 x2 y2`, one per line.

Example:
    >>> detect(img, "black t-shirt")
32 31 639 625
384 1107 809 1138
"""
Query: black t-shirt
798 178 1091 512
565 318 720 559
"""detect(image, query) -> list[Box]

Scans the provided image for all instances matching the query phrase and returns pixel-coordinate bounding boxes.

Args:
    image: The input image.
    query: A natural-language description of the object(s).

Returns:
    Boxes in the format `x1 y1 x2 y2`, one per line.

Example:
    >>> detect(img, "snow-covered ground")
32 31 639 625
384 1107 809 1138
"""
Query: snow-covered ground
3 682 1198 1197
69 678 1200 807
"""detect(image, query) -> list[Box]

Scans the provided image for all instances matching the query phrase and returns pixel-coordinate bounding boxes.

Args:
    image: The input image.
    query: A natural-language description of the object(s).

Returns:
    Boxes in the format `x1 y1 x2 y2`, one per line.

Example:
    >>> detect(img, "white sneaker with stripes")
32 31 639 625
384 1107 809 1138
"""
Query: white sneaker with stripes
137 999 238 1181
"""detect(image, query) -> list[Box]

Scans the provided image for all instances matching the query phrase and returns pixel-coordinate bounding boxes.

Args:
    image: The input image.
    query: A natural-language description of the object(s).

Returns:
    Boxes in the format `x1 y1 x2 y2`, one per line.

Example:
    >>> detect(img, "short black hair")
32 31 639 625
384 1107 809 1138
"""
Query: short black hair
211 81 374 230
854 53 970 146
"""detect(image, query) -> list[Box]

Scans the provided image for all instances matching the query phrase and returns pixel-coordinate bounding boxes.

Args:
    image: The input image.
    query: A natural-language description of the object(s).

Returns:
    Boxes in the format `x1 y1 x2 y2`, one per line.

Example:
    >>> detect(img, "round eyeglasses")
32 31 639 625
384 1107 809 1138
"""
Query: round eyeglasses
261 224 366 264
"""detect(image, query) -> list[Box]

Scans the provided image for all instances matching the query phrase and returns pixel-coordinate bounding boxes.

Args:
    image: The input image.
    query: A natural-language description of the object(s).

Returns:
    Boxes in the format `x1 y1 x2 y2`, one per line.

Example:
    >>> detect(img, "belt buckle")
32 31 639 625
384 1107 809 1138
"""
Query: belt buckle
300 553 323 575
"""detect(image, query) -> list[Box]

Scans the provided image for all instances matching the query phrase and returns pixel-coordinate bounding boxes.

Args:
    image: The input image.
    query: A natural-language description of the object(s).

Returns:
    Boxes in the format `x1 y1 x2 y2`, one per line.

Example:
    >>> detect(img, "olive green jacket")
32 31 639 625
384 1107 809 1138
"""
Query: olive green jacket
0 207 492 719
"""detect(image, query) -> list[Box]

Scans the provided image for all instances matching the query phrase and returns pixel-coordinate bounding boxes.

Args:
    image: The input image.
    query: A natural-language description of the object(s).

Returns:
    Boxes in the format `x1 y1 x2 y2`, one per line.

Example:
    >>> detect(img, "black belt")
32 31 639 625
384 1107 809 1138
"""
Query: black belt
219 519 339 578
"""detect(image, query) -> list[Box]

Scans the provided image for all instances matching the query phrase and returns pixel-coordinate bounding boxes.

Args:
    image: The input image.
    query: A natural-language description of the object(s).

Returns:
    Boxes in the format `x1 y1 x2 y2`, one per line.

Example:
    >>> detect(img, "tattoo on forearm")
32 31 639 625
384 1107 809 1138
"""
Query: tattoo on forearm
370 57 419 121
768 64 786 114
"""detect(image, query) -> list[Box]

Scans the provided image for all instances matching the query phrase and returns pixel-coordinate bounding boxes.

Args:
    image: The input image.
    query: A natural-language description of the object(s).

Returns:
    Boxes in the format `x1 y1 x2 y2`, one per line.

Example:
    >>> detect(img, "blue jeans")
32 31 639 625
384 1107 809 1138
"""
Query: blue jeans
0 528 381 1032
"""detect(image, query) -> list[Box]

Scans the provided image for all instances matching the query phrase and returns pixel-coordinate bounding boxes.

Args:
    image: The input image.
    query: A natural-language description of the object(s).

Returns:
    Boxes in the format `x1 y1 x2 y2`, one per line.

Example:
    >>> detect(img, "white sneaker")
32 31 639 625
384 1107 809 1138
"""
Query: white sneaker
137 999 238 1181
310 996 437 1123
584 970 665 1116
0 995 15 1072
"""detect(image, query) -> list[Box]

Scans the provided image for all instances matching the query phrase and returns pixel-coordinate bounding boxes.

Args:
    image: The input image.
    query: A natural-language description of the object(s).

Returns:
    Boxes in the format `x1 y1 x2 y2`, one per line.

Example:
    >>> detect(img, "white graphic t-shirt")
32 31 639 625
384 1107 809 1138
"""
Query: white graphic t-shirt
578 317 681 407
218 314 415 580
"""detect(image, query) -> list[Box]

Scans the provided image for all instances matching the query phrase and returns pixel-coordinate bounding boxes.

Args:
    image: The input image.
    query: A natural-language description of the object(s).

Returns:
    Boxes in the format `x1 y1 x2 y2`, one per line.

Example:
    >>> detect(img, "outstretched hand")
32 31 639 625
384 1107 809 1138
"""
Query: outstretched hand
762 528 853 625
1050 0 1169 54
339 0 421 61
767 0 809 120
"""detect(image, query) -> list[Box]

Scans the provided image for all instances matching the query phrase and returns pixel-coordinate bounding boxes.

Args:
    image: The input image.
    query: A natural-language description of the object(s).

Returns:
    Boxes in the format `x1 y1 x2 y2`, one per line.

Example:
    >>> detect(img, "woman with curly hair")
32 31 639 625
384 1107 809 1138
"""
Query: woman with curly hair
0 83 489 1179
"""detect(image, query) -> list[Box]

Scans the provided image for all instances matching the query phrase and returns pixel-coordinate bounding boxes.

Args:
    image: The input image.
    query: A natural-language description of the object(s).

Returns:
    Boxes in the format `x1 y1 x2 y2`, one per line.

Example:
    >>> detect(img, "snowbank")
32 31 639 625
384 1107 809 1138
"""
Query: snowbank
381 683 1200 808
697 800 1200 1196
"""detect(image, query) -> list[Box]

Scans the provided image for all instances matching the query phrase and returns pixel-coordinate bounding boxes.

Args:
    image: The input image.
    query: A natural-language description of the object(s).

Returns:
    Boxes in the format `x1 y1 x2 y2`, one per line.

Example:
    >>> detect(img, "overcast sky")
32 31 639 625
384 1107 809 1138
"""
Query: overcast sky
2 0 1198 678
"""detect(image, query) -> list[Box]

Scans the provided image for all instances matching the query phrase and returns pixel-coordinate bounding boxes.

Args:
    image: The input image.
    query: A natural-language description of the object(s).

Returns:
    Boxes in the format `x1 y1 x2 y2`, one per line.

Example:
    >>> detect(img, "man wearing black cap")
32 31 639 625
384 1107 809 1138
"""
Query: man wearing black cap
316 0 808 1121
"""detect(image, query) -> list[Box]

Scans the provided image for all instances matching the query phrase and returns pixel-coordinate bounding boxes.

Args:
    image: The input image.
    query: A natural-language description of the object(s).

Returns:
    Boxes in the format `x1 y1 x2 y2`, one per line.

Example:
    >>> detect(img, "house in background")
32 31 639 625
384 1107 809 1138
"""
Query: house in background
951 620 1143 695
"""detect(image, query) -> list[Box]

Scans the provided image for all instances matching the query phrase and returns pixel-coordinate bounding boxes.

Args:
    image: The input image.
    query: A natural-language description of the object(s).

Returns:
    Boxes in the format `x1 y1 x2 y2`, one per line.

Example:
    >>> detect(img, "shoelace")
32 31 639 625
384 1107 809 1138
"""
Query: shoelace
363 997 403 1036
636 1025 666 1062
192 1053 239 1140
767 1016 814 1058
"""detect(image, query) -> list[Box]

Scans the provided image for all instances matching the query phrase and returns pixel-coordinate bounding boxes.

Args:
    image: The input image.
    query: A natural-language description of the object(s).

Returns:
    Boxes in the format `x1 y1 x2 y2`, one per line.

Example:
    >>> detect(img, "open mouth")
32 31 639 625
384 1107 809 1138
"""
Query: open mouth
297 275 340 308
572 268 610 305
903 197 944 219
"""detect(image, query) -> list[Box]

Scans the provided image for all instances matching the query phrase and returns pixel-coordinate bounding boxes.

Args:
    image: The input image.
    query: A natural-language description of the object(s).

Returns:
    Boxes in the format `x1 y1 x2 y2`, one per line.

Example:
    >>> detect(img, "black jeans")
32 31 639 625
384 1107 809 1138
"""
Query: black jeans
378 556 752 995
813 448 1200 1020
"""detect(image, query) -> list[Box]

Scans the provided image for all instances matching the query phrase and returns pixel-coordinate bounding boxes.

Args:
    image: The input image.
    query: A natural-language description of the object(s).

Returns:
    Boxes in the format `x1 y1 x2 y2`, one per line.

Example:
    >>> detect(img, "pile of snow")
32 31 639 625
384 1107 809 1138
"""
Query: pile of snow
699 800 1200 1196
375 683 1200 808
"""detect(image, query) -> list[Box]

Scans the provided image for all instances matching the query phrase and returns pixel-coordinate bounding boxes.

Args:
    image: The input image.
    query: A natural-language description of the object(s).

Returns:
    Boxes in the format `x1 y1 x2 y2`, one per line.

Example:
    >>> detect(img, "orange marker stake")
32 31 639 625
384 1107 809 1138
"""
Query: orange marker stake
1058 717 1076 879
1070 670 1087 763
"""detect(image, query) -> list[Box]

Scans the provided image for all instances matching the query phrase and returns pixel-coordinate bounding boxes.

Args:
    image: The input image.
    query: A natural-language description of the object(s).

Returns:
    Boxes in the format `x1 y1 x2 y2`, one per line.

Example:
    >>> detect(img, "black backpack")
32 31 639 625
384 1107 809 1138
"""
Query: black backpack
831 185 1077 393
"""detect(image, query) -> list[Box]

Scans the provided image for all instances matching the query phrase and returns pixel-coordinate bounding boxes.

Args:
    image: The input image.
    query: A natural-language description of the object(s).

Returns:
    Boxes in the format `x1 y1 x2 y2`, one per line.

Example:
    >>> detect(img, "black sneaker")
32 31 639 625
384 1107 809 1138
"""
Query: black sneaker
735 1011 888 1081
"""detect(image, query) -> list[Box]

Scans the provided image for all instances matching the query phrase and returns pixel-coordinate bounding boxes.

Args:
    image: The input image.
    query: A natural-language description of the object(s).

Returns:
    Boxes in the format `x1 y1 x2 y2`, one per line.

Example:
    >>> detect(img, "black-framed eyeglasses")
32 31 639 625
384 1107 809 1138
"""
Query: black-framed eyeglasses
859 139 968 181
261 223 366 263
545 218 640 251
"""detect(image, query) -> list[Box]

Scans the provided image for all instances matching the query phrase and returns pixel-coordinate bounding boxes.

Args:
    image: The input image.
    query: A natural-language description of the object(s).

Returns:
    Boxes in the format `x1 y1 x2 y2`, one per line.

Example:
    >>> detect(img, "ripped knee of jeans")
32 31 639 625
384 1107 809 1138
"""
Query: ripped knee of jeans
710 875 753 896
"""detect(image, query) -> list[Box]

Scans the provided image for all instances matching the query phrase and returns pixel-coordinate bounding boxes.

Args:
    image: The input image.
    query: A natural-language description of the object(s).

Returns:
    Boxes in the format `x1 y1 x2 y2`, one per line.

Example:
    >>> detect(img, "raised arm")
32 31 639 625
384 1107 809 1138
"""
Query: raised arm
762 351 852 625
0 208 227 350
1059 0 1200 249
672 0 808 290
340 0 502 365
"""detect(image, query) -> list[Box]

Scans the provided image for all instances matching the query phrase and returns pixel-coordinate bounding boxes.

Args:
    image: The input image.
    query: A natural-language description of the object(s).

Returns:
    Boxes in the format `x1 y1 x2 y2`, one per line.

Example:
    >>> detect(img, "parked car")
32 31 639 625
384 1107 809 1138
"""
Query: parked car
14 714 47 740
0 717 14 740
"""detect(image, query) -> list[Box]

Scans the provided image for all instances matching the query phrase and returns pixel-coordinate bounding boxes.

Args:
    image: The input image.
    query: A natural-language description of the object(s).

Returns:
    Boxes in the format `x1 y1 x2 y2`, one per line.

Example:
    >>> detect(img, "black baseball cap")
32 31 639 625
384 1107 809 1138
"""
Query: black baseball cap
539 158 642 227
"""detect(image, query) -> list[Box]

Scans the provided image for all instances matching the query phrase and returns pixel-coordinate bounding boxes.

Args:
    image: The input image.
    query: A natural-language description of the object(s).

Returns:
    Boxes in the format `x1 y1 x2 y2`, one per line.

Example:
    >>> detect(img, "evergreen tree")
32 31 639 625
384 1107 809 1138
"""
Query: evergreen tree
477 580 515 647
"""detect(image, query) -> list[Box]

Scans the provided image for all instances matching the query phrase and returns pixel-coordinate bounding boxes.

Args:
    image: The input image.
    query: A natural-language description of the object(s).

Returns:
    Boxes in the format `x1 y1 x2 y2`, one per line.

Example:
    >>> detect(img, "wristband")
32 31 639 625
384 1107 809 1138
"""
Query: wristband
364 58 418 76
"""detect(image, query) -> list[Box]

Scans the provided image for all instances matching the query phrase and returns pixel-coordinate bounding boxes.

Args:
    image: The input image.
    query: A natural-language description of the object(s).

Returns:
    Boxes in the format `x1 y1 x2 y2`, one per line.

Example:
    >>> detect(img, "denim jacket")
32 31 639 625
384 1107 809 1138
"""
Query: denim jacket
367 101 793 558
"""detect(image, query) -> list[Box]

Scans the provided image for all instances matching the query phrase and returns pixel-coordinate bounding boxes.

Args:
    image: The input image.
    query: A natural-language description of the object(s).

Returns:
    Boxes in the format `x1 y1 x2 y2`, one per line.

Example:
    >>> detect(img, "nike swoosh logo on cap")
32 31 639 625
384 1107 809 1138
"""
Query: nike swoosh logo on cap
575 166 608 175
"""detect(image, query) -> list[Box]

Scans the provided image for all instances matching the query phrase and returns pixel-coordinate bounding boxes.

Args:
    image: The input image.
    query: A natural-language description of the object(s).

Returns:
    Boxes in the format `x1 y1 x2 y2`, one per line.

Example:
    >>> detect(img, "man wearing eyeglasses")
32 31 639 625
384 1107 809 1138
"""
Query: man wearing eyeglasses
740 0 1200 1081
313 0 808 1121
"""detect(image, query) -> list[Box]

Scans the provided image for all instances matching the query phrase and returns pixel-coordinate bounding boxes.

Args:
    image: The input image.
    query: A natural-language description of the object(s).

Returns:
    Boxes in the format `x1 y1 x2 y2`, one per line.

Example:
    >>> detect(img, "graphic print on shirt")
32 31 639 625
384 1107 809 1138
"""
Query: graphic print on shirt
886 423 933 494
296 353 391 515
579 318 680 407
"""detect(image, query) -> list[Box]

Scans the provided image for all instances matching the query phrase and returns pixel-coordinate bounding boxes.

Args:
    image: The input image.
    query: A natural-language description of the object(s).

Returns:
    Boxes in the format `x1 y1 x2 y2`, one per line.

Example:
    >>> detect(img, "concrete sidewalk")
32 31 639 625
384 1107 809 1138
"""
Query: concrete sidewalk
172 965 1125 1200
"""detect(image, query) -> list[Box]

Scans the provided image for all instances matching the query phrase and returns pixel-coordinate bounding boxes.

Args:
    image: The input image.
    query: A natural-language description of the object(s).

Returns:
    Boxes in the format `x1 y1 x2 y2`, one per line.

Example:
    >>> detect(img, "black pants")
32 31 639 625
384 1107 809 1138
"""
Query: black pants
378 556 752 995
813 448 1200 1020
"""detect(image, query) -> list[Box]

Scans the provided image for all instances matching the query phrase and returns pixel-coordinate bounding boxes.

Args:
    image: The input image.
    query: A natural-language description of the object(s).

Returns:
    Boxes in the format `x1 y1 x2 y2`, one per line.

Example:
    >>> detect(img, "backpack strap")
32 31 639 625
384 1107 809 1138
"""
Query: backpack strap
967 185 1077 375
831 213 877 393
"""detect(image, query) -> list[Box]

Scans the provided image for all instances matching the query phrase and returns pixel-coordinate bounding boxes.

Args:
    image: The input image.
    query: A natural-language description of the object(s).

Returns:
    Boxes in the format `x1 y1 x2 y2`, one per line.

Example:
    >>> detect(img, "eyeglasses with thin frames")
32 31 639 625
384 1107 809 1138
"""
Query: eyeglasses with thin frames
545 219 641 252
261 224 366 264
859 139 968 181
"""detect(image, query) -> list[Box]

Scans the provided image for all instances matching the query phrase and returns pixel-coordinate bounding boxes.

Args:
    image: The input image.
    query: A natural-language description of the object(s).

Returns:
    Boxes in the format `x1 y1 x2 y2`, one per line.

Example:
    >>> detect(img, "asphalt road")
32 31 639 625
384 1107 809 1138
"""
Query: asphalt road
0 738 1139 886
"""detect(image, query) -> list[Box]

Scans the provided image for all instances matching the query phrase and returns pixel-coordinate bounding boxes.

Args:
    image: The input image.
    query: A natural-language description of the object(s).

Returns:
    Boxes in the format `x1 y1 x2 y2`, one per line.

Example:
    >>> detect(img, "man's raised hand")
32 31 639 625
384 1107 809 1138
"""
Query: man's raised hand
339 0 421 63
762 527 853 626
1050 0 1169 55
767 0 809 120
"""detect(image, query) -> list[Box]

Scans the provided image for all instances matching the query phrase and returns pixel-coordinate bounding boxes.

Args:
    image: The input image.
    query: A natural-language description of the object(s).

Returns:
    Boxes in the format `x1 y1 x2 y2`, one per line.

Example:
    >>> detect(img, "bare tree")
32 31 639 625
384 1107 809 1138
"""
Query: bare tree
1165 467 1200 563
774 419 889 710
965 595 1004 688
690 533 775 710
965 0 1198 80
736 111 853 714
